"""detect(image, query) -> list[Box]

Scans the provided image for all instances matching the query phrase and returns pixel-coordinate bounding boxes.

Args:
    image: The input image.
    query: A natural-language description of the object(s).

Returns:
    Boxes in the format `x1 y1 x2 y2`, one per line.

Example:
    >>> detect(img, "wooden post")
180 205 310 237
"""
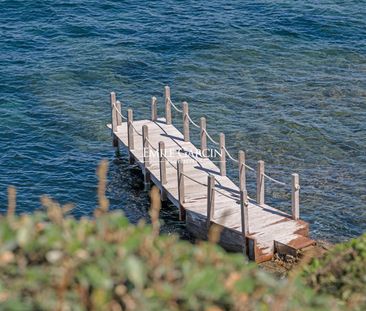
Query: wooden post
116 100 122 126
151 96 157 121
142 125 150 190
240 190 249 235
239 151 246 192
159 141 167 202
200 117 207 157
219 133 226 176
292 173 300 220
256 160 265 206
182 101 190 142
110 92 117 131
206 175 215 229
159 142 167 185
164 86 172 125
110 92 118 147
142 125 150 168
127 109 134 164
177 160 186 221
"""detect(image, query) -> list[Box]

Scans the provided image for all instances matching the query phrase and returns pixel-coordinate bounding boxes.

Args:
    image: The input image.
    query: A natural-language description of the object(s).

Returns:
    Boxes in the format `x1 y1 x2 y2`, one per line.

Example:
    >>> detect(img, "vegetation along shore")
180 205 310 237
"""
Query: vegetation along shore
0 161 364 310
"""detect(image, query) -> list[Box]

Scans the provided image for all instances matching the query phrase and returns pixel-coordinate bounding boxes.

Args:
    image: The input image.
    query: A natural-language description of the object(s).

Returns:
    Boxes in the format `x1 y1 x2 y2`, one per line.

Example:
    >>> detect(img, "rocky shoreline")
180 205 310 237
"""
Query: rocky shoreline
259 240 332 278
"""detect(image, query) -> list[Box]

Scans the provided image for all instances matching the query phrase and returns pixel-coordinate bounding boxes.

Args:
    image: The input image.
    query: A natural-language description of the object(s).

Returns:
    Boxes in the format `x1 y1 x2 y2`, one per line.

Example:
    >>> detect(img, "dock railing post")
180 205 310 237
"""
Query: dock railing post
206 175 215 229
142 125 150 167
110 92 117 131
110 92 118 147
219 133 226 176
164 86 172 125
256 160 265 206
142 125 151 190
177 159 186 221
239 150 246 192
182 101 190 142
116 100 122 126
151 96 157 121
240 190 249 236
200 117 207 157
127 109 134 164
292 173 300 220
159 141 167 203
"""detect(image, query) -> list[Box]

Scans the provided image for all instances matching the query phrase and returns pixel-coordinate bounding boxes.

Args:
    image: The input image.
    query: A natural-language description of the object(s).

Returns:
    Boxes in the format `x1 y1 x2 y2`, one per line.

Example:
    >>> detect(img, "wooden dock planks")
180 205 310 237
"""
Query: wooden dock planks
109 118 314 263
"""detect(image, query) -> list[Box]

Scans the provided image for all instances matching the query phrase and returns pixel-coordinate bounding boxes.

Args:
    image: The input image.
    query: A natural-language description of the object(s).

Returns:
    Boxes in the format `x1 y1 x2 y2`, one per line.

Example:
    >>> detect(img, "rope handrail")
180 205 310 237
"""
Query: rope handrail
168 98 183 113
130 122 143 136
223 146 239 163
162 154 177 170
223 146 255 172
186 113 200 128
223 146 288 185
263 173 287 186
145 138 158 151
147 126 286 187
202 128 219 145
245 164 256 172
180 171 241 202
214 188 239 201
112 102 127 120
161 154 257 203
181 171 208 187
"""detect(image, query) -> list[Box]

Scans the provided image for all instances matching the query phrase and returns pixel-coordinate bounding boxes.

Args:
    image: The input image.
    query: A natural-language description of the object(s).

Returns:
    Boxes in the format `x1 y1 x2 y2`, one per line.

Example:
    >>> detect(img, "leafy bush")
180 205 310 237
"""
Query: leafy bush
302 233 366 310
0 209 339 311
0 161 359 310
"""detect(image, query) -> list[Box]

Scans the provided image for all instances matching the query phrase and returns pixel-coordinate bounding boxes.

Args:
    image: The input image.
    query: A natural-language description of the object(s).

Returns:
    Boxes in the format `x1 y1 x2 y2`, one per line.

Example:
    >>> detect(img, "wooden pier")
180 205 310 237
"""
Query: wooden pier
108 87 314 263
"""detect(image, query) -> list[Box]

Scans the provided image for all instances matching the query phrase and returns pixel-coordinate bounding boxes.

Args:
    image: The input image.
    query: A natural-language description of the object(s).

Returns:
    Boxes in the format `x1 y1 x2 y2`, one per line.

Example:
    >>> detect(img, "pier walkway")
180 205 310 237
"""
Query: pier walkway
107 87 314 263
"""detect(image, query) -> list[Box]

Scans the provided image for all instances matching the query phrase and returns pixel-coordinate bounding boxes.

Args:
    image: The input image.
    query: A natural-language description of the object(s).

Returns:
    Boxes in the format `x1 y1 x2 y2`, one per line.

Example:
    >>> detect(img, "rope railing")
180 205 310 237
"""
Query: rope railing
223 146 289 186
169 98 183 113
167 97 275 185
263 173 287 187
145 138 158 151
130 122 143 136
169 98 201 129
118 94 287 188
223 146 239 163
168 97 219 146
181 171 208 187
113 101 127 120
214 187 239 201
162 154 177 170
223 146 255 172
186 113 200 128
181 171 240 202
132 103 287 188
245 164 255 172
203 128 219 145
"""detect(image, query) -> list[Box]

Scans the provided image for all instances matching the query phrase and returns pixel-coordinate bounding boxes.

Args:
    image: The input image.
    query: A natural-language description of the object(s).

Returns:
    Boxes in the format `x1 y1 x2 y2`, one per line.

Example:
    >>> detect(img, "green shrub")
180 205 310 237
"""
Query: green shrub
0 210 339 311
302 233 366 310
0 161 358 310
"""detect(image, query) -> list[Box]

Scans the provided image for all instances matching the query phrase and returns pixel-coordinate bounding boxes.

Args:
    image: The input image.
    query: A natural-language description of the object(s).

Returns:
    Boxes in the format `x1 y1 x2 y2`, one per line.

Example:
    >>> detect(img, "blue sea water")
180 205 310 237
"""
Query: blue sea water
0 1 365 242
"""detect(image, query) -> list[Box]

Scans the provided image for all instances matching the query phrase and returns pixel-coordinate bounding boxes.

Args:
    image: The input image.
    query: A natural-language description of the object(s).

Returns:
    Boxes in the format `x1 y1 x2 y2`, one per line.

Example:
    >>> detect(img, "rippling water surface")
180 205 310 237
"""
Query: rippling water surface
1 1 365 242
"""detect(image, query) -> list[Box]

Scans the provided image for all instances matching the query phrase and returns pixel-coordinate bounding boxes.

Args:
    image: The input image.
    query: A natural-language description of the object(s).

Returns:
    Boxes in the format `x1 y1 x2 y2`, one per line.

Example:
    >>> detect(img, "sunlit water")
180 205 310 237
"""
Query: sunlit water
1 1 365 242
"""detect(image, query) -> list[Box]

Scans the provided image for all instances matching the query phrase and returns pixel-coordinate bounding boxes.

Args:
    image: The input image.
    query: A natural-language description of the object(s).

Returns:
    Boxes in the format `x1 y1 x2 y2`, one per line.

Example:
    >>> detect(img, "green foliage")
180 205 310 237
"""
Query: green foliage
0 211 338 311
302 233 366 310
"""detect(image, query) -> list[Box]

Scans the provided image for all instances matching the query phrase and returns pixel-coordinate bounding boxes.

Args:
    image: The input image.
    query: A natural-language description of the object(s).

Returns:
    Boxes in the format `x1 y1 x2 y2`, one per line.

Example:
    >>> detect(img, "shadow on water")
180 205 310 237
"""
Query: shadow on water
108 151 194 241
